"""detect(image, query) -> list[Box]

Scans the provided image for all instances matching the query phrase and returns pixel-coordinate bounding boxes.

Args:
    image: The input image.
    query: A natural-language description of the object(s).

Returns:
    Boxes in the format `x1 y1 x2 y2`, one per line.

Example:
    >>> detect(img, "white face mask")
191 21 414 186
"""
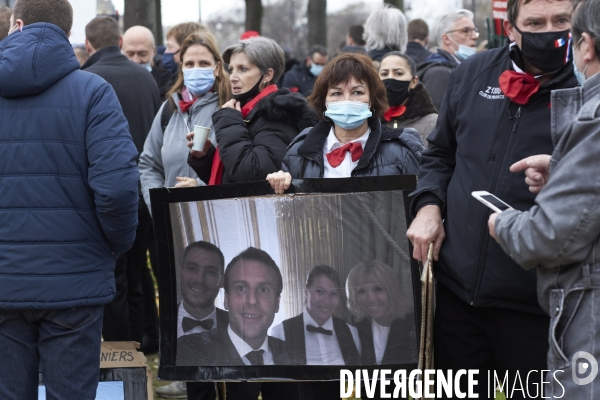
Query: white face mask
8 23 22 36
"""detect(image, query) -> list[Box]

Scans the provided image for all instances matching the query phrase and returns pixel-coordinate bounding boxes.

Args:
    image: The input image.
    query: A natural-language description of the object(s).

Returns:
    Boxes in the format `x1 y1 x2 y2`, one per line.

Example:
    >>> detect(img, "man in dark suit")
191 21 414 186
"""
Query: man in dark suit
81 16 161 345
176 241 228 400
178 247 298 400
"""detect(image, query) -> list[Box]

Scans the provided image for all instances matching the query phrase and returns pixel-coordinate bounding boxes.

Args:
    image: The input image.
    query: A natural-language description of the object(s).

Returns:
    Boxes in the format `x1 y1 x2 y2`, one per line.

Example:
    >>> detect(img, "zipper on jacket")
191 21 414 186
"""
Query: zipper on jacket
470 106 522 306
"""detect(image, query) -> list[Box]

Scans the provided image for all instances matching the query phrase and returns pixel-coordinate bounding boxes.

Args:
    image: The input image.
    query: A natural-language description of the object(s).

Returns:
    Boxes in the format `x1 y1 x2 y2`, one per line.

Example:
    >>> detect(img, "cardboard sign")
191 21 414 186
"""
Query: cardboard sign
151 177 421 382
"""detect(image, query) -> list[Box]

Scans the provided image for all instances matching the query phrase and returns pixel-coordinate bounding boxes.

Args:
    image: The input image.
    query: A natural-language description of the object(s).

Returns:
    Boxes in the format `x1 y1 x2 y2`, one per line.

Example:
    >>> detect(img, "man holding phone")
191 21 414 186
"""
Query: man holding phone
407 0 577 397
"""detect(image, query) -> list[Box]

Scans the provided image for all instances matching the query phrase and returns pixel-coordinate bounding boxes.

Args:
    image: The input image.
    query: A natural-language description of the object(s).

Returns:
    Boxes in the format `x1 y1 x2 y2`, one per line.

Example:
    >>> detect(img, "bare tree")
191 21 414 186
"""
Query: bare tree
327 3 369 55
307 0 327 46
245 0 263 32
384 0 403 11
124 0 162 45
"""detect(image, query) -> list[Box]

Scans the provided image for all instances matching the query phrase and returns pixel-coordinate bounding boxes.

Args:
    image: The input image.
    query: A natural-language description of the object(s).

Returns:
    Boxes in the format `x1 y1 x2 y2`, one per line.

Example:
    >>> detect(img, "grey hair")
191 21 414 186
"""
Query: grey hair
572 0 600 59
363 5 408 53
222 36 285 85
433 9 474 46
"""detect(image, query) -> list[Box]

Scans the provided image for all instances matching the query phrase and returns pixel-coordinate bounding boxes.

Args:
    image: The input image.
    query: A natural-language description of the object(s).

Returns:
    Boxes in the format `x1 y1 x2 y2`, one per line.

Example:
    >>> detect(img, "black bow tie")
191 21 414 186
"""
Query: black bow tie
182 317 214 333
245 349 265 365
306 324 333 335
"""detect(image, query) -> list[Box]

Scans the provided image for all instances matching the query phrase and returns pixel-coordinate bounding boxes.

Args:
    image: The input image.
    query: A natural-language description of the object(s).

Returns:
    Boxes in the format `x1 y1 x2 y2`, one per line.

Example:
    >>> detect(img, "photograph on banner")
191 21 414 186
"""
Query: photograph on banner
169 187 418 372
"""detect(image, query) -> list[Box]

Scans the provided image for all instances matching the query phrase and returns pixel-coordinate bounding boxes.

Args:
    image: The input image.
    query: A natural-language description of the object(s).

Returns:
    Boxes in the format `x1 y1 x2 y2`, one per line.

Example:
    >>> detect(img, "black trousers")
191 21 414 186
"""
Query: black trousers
434 283 550 399
186 382 216 400
103 198 151 343
225 382 299 400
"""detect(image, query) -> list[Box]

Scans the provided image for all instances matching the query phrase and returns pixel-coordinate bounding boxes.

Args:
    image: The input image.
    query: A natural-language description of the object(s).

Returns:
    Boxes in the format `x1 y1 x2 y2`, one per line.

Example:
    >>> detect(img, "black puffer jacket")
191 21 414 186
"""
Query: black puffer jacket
188 88 317 183
281 117 424 178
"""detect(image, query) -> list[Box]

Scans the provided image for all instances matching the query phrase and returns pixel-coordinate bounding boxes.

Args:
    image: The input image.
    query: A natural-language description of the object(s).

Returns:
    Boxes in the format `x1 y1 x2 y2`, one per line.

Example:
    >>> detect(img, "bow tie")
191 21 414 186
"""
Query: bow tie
306 324 333 335
499 70 540 105
245 349 265 365
182 317 214 333
326 142 364 168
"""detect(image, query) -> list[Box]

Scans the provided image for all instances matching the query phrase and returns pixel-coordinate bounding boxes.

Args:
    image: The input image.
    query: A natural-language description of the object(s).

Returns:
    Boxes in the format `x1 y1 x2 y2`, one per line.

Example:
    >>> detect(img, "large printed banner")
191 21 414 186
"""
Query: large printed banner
151 177 420 381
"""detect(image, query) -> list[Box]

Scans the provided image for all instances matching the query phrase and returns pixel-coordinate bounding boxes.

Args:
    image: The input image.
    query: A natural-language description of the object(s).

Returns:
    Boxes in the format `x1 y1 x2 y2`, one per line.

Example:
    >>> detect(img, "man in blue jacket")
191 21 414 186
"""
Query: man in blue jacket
0 0 139 399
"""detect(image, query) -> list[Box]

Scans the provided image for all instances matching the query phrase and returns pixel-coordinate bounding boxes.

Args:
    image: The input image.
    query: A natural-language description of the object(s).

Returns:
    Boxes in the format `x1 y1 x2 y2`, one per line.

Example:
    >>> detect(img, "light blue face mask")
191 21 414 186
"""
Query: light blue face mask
574 60 588 86
183 67 216 97
455 44 476 61
310 63 324 77
140 63 152 72
324 101 372 130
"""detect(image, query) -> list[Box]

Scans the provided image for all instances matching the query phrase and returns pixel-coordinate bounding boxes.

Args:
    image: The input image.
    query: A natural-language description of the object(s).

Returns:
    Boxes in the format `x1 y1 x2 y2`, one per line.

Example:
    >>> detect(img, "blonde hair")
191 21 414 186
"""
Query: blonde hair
167 30 231 109
346 260 406 322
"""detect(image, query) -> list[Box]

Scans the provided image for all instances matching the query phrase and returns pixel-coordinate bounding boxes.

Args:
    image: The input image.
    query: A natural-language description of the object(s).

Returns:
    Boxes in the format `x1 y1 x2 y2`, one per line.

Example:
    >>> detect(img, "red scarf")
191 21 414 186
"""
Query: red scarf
208 85 279 185
499 70 540 105
383 105 407 122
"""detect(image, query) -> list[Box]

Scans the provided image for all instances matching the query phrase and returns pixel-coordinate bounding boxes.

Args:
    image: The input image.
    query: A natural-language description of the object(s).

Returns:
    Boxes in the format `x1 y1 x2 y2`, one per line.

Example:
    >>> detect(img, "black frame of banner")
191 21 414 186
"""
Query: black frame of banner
151 176 421 382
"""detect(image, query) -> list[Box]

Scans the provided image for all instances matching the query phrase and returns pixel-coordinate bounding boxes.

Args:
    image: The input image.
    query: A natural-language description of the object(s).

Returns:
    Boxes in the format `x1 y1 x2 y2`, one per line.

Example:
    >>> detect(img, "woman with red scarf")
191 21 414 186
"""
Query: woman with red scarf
187 36 316 185
379 51 438 147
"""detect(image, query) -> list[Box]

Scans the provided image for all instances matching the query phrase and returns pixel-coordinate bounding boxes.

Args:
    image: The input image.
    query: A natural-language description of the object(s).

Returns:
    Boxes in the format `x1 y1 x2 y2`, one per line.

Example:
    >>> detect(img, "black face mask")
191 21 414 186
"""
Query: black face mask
514 26 571 72
383 79 411 107
233 75 263 107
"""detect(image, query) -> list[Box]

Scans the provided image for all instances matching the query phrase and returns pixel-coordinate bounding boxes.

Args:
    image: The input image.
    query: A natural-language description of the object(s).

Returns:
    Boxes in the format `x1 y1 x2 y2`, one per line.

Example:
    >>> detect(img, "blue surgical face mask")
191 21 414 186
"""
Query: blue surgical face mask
455 44 476 61
162 52 179 75
574 59 589 86
324 101 372 130
183 67 216 97
310 63 324 77
140 62 152 72
449 36 476 61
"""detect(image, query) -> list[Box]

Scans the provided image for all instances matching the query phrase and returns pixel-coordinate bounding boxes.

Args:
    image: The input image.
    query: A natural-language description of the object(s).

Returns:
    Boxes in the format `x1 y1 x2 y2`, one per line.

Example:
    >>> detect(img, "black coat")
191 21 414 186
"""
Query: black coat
419 49 459 111
282 62 316 97
188 88 317 184
281 117 424 178
411 44 578 314
368 46 399 63
355 318 418 365
405 42 432 64
177 327 292 366
82 46 161 159
151 58 174 101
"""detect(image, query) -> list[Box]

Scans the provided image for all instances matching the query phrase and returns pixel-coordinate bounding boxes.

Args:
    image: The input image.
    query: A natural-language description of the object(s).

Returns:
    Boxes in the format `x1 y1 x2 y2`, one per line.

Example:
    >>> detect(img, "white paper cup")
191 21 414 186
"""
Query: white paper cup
192 125 211 152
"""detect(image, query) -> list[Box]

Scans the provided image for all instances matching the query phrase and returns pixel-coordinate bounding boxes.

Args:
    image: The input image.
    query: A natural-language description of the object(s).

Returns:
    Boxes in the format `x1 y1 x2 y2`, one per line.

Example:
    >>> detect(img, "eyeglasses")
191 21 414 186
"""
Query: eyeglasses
446 27 480 37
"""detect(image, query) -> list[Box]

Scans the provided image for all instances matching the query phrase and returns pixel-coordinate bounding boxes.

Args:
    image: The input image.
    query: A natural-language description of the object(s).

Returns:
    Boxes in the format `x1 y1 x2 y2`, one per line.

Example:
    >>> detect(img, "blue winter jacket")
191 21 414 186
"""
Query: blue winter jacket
0 23 139 309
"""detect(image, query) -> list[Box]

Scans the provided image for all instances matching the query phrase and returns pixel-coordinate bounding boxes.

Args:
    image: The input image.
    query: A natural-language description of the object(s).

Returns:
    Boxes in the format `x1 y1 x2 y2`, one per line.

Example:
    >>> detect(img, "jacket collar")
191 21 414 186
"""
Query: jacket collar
81 46 124 69
583 71 600 100
297 117 382 169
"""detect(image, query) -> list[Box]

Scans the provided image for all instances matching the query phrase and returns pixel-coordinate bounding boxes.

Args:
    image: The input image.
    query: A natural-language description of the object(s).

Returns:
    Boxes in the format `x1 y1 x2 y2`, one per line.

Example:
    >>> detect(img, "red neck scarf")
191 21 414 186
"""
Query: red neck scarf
499 71 540 105
208 85 279 185
241 84 279 118
383 105 407 122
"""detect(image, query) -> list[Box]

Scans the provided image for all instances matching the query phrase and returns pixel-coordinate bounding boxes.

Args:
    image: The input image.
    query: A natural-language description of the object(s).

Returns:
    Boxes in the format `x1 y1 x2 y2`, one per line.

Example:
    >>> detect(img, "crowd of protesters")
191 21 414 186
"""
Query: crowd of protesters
1 0 599 399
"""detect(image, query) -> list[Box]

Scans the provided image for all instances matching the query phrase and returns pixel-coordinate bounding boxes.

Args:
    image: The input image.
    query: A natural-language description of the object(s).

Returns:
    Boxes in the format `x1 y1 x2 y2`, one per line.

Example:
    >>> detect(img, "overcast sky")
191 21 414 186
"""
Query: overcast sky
110 0 464 28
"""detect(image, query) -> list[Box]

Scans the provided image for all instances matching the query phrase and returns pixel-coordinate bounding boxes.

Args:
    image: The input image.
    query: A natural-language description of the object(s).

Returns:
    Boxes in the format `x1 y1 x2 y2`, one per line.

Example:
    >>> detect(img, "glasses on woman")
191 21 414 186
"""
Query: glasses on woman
446 27 480 37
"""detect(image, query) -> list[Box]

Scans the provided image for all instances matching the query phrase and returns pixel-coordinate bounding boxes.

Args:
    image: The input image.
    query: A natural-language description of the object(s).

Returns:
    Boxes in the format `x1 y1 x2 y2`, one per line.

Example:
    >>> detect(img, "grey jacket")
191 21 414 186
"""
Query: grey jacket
390 114 437 148
495 72 600 314
139 92 219 211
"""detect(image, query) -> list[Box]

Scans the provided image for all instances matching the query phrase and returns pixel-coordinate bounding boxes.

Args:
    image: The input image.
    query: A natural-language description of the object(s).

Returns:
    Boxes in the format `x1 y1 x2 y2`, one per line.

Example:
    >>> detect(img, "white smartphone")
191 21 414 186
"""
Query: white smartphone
471 191 513 213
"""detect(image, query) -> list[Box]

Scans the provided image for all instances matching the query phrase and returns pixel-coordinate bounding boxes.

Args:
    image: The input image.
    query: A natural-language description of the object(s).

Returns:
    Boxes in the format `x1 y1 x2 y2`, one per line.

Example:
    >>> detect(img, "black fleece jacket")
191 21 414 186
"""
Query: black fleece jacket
411 44 578 314
188 88 317 183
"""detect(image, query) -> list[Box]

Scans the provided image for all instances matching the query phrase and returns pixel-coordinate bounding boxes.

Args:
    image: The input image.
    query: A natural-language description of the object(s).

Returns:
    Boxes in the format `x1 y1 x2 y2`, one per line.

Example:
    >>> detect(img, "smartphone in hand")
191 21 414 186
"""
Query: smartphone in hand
472 191 513 213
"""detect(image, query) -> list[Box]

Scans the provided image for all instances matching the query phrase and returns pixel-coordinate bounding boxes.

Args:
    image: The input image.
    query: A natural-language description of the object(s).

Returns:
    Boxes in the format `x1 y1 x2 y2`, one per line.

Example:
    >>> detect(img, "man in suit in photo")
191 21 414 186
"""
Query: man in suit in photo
176 241 228 400
178 247 298 400
178 246 288 365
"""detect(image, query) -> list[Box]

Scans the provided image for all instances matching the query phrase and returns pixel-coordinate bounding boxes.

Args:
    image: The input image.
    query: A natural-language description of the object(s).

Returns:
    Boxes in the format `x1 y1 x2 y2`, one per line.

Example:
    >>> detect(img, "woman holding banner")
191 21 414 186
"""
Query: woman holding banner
346 260 416 365
271 265 361 366
266 52 424 194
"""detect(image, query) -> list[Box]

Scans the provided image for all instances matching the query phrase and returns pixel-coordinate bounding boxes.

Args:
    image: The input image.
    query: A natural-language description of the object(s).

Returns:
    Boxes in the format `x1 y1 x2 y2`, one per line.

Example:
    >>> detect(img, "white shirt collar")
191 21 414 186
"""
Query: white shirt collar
227 324 269 359
177 303 217 338
324 126 371 154
303 308 334 330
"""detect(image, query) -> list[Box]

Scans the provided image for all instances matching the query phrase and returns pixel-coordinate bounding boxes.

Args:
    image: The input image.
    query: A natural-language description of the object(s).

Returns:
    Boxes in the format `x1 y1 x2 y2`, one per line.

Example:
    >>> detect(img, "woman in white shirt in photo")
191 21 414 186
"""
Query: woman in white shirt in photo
271 265 361 365
346 260 417 365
